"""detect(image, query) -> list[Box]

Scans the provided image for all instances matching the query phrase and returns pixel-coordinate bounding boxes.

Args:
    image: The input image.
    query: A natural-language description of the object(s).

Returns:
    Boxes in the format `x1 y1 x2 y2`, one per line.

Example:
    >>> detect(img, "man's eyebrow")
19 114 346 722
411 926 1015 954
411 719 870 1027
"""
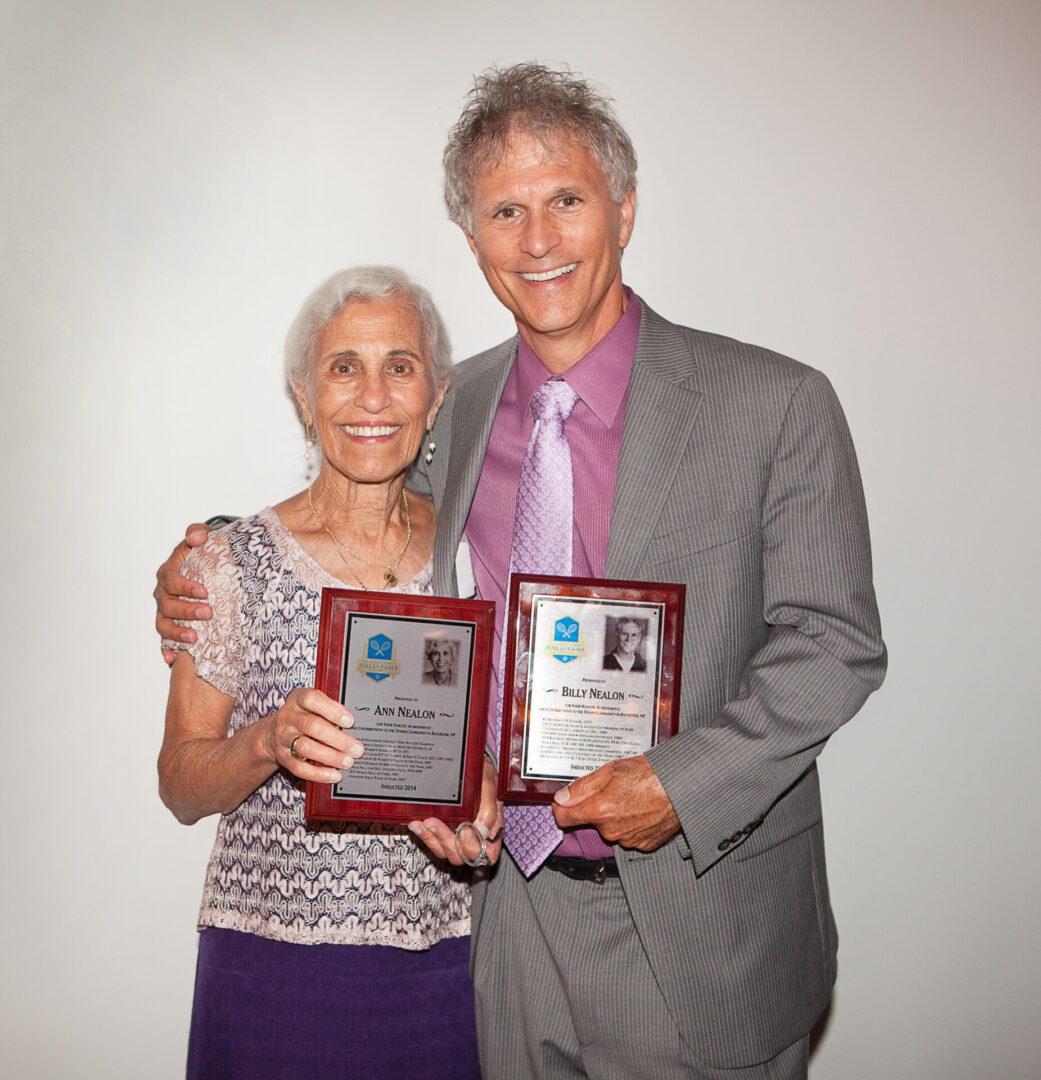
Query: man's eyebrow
486 197 519 216
324 348 421 361
484 186 585 216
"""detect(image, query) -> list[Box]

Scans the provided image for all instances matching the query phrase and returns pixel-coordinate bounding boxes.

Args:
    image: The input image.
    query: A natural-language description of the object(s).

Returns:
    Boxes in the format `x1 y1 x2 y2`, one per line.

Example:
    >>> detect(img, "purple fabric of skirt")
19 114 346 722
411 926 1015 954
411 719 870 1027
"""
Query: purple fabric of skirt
186 928 480 1080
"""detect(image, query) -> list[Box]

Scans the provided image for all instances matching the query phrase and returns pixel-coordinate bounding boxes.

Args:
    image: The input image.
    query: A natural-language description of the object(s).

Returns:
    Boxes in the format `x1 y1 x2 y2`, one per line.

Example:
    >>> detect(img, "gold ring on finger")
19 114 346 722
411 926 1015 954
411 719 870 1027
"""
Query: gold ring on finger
289 734 306 761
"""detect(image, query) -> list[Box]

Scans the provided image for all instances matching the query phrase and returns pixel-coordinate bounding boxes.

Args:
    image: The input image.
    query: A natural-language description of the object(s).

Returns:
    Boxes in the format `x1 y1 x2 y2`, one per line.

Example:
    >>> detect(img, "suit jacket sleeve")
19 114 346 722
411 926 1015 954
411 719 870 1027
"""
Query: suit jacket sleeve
643 366 886 875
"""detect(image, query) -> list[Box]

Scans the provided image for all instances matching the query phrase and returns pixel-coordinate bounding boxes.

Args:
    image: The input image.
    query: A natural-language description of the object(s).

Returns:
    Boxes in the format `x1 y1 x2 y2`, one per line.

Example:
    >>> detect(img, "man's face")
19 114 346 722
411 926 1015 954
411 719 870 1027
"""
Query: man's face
615 622 642 657
463 128 636 370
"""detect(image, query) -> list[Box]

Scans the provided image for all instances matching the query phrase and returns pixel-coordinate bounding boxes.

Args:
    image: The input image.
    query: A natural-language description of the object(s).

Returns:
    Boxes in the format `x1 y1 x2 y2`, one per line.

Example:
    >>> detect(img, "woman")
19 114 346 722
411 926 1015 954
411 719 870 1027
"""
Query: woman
423 636 458 686
159 266 498 1079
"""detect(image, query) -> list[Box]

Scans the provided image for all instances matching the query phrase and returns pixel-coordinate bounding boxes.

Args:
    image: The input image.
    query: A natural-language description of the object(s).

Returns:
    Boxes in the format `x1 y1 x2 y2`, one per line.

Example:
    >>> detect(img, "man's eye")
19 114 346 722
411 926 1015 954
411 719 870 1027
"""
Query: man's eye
497 207 517 219
560 196 580 207
390 362 411 375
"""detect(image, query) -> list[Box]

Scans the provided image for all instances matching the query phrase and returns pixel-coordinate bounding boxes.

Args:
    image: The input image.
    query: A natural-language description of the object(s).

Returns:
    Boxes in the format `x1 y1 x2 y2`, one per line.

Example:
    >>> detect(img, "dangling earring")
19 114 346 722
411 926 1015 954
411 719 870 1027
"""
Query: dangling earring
304 423 318 481
424 429 436 464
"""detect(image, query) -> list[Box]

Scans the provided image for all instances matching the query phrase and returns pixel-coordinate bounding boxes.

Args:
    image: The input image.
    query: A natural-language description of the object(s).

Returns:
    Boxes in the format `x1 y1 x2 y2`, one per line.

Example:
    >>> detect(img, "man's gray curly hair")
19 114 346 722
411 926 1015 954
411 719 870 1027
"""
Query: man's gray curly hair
443 62 638 232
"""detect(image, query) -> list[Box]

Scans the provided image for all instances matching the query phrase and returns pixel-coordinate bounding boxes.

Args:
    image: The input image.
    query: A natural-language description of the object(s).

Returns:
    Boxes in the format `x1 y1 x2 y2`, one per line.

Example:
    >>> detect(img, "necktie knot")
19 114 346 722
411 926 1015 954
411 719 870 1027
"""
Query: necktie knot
531 379 580 425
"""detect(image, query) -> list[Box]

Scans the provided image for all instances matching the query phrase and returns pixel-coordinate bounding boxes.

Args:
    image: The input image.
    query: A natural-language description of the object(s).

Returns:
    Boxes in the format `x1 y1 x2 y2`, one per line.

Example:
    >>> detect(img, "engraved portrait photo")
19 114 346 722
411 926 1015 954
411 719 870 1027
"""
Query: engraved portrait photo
602 616 648 673
422 635 459 687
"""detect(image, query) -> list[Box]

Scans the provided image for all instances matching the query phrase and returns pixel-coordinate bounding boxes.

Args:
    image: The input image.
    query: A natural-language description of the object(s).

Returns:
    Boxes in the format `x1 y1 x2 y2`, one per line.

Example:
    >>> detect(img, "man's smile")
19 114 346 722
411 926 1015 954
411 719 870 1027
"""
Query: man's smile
519 263 578 282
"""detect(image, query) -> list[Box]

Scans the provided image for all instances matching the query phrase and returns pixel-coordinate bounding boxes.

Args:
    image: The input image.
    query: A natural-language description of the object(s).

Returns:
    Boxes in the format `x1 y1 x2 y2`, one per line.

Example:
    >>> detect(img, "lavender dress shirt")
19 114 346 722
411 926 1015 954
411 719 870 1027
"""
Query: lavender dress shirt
465 290 642 858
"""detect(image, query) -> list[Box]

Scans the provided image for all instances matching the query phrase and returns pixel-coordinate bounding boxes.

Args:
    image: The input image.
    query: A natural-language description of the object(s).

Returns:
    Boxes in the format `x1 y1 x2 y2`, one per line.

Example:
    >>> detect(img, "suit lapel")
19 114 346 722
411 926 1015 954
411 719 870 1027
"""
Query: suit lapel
605 304 704 579
431 305 702 591
431 340 517 594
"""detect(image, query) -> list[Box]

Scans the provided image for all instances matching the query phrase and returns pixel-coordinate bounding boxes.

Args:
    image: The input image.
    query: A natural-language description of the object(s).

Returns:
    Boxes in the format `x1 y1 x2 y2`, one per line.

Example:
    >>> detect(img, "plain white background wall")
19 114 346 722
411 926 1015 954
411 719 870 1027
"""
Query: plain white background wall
3 1 1038 1076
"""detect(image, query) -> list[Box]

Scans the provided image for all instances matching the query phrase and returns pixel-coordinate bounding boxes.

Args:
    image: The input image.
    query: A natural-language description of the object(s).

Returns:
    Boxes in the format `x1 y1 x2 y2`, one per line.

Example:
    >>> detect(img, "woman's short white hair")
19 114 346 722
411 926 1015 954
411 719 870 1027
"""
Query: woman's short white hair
284 265 452 397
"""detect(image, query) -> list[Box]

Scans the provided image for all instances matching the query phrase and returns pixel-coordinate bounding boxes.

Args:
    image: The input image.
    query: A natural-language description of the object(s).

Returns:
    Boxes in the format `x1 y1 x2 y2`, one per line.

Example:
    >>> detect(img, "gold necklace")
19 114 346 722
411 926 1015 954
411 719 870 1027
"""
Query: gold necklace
307 483 412 589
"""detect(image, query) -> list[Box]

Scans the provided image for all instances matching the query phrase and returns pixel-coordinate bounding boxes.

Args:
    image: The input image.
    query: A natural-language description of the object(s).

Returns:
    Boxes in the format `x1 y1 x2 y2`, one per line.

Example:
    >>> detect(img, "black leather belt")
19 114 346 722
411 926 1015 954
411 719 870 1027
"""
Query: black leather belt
543 855 619 883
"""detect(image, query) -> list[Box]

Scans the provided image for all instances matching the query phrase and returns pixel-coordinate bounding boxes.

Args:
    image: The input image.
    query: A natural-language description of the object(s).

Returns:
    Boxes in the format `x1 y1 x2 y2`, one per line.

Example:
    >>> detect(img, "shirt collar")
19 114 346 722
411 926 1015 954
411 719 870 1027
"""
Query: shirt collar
515 288 642 427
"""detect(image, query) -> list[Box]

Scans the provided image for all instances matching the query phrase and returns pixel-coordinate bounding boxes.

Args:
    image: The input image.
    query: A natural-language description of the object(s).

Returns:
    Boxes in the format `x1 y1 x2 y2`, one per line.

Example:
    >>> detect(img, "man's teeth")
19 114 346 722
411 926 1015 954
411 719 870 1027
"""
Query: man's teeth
341 425 400 436
520 263 577 282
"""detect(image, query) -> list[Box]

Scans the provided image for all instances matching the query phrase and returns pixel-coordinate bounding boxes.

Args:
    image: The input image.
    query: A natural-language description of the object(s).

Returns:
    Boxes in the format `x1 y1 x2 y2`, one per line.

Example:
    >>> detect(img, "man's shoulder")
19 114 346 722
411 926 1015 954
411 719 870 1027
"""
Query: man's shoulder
637 299 820 391
450 336 518 386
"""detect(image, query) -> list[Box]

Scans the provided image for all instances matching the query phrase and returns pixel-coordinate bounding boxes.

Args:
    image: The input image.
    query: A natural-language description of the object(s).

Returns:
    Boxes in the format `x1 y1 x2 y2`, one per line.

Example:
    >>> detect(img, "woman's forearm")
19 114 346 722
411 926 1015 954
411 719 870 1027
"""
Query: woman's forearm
158 715 277 825
159 652 278 825
159 654 361 825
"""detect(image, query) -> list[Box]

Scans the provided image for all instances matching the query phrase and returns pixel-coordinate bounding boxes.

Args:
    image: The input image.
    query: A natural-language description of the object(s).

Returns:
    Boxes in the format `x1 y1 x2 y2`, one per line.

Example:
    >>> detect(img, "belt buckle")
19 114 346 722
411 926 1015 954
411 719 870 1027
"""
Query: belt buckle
593 859 607 884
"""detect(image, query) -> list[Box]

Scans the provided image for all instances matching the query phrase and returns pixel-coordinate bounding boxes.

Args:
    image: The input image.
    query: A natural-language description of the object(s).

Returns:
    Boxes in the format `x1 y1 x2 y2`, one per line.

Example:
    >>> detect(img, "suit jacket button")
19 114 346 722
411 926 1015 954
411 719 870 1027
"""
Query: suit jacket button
718 839 731 851
731 831 744 844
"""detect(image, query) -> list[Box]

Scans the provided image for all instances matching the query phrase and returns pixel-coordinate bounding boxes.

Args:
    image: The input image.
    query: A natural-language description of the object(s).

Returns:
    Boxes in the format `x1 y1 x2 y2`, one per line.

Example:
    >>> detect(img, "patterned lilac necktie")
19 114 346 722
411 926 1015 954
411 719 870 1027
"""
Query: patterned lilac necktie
499 378 581 876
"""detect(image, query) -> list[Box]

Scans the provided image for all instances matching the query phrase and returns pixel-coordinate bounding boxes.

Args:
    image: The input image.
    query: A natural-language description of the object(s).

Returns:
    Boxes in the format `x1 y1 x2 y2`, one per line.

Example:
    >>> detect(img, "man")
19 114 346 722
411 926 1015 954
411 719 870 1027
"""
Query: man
157 64 885 1080
603 617 646 672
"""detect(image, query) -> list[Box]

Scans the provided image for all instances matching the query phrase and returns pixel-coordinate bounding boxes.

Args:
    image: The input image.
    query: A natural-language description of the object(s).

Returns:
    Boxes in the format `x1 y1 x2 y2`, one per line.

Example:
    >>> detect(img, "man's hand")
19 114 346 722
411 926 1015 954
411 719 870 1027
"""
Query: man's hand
155 523 213 664
552 755 680 852
409 756 504 866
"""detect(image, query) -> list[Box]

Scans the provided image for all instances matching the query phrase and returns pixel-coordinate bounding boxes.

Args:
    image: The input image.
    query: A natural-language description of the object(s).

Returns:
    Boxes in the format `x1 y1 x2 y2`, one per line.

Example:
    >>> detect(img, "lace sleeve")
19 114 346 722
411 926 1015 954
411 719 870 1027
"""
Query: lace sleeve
163 531 245 699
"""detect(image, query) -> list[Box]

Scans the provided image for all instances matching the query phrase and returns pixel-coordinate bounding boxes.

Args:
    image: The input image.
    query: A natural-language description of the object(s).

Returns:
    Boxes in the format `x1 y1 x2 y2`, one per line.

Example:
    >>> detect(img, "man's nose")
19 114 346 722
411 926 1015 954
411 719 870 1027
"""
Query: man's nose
521 209 560 259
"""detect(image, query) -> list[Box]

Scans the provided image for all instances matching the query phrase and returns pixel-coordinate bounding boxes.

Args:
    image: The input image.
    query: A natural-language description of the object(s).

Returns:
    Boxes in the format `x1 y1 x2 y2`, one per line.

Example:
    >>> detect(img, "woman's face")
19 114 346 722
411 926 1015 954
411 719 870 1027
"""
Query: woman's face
297 297 445 488
428 640 453 675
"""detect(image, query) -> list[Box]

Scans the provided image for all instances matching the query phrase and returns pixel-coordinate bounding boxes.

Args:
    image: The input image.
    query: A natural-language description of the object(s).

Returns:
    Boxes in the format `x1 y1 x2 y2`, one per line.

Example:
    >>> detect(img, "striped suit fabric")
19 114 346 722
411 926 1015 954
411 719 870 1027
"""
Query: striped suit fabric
421 299 886 1076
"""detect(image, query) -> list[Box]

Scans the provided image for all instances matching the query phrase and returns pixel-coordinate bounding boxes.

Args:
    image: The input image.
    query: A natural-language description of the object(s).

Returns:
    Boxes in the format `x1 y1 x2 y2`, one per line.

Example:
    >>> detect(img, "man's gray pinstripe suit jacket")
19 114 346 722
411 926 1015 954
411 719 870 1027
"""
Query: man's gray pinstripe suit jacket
421 297 886 1068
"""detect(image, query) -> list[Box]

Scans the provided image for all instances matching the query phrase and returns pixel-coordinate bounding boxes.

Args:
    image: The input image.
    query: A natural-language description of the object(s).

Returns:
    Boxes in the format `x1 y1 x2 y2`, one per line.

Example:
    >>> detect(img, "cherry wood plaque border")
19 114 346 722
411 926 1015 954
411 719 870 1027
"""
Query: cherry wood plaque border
498 574 685 804
305 588 495 825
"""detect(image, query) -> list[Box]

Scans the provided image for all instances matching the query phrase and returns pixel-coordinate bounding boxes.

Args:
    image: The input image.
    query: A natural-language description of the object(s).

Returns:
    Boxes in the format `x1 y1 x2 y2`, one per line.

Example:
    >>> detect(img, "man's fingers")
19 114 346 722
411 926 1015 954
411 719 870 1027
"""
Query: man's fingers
553 764 609 807
553 792 609 831
156 568 210 604
184 523 210 546
155 597 213 632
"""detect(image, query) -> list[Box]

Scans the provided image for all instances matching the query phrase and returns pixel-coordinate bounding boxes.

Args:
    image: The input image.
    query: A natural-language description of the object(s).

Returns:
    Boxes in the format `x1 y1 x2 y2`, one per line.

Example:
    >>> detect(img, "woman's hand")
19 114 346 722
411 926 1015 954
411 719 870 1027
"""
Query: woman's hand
408 755 504 867
268 688 364 783
161 656 365 824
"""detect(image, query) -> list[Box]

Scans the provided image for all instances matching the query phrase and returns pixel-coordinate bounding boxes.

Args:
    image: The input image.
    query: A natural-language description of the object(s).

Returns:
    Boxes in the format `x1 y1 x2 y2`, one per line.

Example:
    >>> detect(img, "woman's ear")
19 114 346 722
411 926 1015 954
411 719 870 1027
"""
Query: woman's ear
426 382 448 431
292 382 313 428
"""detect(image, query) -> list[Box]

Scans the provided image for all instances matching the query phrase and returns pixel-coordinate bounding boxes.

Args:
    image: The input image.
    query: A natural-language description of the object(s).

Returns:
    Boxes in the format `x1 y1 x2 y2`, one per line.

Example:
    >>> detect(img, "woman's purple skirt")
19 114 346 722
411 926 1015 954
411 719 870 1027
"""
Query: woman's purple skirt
186 928 480 1079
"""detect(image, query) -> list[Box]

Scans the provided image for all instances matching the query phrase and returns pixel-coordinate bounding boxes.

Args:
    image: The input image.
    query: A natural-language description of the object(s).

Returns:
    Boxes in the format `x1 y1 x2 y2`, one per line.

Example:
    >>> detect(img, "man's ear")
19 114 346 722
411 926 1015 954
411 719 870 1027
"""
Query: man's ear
462 226 481 263
618 188 637 252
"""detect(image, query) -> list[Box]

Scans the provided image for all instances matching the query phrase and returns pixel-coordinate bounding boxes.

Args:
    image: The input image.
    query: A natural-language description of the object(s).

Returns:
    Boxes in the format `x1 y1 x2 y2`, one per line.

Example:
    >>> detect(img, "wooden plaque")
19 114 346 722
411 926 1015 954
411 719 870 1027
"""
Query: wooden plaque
498 574 685 803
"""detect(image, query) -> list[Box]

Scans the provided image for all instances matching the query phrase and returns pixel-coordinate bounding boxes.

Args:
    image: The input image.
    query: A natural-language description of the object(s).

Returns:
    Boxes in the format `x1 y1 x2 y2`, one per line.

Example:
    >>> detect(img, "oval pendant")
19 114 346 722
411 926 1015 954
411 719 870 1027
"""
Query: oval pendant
384 570 398 587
